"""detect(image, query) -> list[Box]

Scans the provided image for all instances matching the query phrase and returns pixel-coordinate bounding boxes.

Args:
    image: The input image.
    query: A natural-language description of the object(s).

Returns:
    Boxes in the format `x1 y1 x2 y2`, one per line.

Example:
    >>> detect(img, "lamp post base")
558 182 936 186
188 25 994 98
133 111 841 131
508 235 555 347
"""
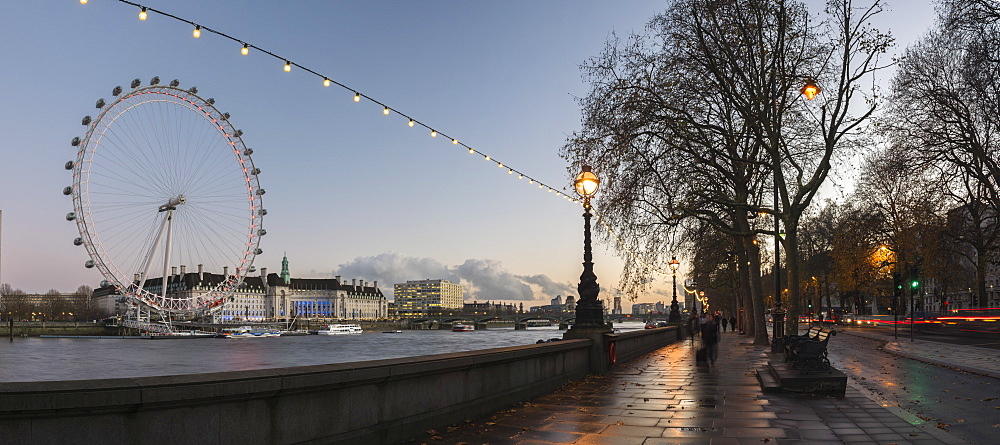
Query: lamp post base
668 299 680 323
771 308 786 353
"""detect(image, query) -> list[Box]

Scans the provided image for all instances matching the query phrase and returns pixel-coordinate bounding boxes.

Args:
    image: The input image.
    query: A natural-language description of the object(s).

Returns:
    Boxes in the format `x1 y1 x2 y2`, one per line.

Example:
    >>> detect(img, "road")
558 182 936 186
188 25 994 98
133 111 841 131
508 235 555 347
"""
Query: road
862 325 1000 350
827 333 1000 443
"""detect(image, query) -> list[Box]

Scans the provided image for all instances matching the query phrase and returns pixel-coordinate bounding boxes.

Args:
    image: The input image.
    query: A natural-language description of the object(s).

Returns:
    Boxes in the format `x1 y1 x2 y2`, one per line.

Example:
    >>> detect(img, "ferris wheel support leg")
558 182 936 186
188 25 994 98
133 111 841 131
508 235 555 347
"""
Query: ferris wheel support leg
161 210 175 311
138 214 170 291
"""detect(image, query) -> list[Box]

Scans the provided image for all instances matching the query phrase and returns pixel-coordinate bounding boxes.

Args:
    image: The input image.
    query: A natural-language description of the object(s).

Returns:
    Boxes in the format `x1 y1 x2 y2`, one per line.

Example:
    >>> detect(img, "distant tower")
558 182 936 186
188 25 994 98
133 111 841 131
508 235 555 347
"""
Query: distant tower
280 252 291 285
613 296 622 315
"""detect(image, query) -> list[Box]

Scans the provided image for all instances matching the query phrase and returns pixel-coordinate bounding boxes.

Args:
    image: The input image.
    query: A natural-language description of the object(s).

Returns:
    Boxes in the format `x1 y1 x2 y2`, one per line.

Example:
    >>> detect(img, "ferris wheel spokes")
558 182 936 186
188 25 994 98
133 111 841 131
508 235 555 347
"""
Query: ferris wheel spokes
136 195 186 302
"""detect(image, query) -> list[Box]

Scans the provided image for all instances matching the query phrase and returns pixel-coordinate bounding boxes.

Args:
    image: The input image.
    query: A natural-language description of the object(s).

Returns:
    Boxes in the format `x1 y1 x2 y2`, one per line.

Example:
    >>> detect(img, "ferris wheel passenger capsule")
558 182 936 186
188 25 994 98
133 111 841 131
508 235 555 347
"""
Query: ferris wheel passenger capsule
258 209 267 216
85 260 95 268
66 212 76 221
100 280 110 287
243 148 253 156
189 86 198 94
65 161 75 170
95 98 105 108
254 248 263 255
63 186 72 195
112 86 122 96
170 79 180 87
249 266 257 273
73 237 84 246
82 116 92 126
150 76 160 85
251 168 261 175
131 78 141 88
222 112 231 120
207 98 215 105
234 129 243 137
256 188 265 195
71 137 81 146
257 229 266 236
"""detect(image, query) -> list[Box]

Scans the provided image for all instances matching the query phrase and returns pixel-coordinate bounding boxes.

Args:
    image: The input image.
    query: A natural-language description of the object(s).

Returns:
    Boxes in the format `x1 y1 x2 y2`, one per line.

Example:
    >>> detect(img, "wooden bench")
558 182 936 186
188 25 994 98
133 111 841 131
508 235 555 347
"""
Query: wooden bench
785 328 836 371
783 326 822 352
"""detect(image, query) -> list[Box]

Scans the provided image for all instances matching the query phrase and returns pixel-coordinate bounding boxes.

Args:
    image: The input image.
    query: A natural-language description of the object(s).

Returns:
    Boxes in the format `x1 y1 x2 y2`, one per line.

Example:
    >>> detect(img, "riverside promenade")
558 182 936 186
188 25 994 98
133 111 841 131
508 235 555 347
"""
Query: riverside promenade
408 331 968 444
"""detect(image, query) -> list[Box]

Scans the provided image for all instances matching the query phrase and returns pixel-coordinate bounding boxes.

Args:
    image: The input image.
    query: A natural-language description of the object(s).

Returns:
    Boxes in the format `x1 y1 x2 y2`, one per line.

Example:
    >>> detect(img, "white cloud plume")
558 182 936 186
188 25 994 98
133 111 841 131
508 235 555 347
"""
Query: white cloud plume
331 252 576 303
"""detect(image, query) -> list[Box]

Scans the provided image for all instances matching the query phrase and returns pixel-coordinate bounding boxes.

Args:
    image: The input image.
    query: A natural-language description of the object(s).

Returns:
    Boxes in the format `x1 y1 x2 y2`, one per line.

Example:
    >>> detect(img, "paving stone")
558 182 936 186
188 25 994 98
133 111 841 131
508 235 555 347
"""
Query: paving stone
402 333 968 444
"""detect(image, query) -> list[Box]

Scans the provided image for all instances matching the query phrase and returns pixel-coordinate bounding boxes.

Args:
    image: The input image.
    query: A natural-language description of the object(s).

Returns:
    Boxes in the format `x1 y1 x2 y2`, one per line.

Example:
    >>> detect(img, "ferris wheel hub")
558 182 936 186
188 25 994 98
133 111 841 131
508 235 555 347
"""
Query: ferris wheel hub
158 195 186 212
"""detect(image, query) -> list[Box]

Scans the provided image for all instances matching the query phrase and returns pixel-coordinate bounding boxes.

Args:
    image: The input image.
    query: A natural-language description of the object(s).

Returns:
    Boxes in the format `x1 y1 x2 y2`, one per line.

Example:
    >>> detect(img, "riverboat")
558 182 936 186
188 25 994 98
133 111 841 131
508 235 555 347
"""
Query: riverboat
452 323 475 332
223 326 281 338
317 324 363 335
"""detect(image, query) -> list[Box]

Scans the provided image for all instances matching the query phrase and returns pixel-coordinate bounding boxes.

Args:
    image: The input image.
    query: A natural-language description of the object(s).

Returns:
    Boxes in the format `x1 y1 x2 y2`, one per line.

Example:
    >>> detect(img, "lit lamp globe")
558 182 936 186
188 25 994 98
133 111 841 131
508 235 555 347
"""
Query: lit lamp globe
669 257 680 272
574 165 600 199
800 79 821 100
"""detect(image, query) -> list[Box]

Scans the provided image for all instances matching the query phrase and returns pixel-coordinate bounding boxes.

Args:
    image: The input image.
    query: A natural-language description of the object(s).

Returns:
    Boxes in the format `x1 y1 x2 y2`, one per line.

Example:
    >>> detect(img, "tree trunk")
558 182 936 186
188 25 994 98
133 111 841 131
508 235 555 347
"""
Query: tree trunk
784 226 800 335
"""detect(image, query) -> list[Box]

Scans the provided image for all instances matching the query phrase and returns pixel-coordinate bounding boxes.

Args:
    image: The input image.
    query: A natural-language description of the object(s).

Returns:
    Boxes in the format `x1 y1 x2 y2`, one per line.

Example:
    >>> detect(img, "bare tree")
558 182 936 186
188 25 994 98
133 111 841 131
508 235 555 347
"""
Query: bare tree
562 0 891 338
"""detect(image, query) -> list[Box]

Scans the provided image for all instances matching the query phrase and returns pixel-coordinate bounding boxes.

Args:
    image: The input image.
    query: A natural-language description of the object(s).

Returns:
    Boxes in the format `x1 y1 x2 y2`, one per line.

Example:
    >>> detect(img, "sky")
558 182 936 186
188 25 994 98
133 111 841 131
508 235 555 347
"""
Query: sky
0 0 937 306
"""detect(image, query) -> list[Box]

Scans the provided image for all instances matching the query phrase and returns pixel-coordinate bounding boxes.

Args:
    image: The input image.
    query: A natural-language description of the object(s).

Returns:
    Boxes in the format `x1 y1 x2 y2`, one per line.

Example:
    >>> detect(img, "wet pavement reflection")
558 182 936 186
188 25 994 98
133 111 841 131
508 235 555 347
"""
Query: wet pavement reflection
406 332 965 444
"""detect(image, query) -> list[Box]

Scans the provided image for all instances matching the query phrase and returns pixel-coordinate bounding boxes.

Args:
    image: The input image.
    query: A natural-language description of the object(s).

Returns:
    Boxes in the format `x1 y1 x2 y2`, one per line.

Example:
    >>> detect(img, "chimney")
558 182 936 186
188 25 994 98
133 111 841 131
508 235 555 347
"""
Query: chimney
171 266 178 276
261 267 267 277
198 264 204 281
352 279 356 286
373 280 377 288
223 266 229 277
335 275 341 282
180 265 186 275
365 281 369 288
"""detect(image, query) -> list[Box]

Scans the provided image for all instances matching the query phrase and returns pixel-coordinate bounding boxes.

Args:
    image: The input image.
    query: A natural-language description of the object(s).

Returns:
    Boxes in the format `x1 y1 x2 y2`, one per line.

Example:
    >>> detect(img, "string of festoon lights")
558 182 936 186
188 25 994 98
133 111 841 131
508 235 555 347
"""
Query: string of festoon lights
79 0 682 278
81 0 582 205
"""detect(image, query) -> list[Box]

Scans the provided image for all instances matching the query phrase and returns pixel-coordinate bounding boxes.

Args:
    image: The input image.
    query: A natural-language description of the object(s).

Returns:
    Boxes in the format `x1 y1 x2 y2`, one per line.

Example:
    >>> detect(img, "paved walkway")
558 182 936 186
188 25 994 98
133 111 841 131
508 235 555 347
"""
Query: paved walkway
840 328 1000 379
403 333 966 444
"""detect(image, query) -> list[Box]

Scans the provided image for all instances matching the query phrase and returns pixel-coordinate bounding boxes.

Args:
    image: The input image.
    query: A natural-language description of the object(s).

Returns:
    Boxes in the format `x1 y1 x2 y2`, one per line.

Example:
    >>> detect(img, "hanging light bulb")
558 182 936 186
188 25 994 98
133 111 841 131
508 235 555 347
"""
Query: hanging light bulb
468 148 474 153
138 7 148 20
451 139 458 145
241 43 249 56
508 169 513 175
498 163 504 168
323 78 331 87
192 25 201 38
430 130 437 137
408 119 414 127
518 174 523 179
354 92 360 102
485 155 491 160
284 61 291 72
383 106 390 115
80 0 87 4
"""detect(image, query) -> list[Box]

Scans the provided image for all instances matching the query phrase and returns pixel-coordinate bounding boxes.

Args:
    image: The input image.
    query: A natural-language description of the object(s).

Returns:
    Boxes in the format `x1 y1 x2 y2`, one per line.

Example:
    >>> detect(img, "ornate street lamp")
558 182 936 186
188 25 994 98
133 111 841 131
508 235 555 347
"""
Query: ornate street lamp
668 257 681 323
571 165 605 329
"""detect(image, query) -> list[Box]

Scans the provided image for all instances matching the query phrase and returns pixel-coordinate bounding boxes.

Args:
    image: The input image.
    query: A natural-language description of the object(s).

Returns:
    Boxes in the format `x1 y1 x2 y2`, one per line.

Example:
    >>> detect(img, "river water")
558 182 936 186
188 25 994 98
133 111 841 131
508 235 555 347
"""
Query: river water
0 322 646 382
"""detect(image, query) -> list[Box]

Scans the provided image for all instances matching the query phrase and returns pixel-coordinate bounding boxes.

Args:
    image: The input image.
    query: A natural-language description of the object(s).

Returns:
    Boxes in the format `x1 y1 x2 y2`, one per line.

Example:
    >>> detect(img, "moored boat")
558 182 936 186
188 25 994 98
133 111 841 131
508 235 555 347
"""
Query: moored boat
223 326 281 338
317 324 363 335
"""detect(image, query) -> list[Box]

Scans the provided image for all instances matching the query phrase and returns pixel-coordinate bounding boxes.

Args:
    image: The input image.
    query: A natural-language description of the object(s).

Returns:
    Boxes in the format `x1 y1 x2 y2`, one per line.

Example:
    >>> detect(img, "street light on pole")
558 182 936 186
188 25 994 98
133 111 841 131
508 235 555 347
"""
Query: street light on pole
769 75 820 352
570 165 605 330
668 257 680 323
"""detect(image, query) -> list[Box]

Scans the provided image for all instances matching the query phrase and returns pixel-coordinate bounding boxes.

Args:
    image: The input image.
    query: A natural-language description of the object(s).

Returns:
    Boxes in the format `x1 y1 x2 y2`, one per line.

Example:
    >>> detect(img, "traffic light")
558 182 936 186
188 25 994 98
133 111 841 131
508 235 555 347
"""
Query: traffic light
911 280 919 288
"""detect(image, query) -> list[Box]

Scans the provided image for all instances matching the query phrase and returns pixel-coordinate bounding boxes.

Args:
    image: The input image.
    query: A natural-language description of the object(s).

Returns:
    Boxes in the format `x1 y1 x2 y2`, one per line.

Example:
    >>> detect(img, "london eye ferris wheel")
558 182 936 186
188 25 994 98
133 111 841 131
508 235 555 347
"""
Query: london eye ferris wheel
64 77 266 315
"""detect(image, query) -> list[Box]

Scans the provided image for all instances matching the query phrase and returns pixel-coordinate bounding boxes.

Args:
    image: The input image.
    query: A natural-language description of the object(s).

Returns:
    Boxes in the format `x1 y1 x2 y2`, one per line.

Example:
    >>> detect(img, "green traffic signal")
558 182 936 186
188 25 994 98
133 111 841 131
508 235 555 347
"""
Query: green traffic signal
911 280 919 288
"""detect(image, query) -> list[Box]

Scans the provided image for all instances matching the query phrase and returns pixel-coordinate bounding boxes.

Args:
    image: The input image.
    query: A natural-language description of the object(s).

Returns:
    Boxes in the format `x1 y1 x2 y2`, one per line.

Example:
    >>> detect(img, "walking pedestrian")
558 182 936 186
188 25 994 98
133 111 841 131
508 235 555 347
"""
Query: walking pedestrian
701 315 719 365
730 315 738 333
720 315 729 332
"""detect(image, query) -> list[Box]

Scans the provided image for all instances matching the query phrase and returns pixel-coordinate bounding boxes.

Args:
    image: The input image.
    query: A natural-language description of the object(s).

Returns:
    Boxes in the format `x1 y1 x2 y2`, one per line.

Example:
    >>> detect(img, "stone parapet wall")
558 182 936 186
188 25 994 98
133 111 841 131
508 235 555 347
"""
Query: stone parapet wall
0 339 592 444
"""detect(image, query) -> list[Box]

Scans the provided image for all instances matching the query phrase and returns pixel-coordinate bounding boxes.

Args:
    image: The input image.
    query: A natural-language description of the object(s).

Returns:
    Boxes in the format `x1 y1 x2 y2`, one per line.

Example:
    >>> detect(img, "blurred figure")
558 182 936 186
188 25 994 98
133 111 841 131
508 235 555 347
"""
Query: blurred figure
701 314 719 364
720 314 729 332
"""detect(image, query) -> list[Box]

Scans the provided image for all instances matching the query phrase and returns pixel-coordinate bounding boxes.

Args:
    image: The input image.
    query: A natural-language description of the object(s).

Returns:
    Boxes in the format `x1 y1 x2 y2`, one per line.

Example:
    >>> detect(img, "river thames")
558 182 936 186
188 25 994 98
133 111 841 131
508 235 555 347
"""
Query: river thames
0 322 646 382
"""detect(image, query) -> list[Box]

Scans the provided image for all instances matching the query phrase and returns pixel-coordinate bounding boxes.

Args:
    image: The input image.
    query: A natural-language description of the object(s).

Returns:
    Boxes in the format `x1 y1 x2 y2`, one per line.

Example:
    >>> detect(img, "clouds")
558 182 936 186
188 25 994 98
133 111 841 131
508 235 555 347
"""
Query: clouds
331 252 576 302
